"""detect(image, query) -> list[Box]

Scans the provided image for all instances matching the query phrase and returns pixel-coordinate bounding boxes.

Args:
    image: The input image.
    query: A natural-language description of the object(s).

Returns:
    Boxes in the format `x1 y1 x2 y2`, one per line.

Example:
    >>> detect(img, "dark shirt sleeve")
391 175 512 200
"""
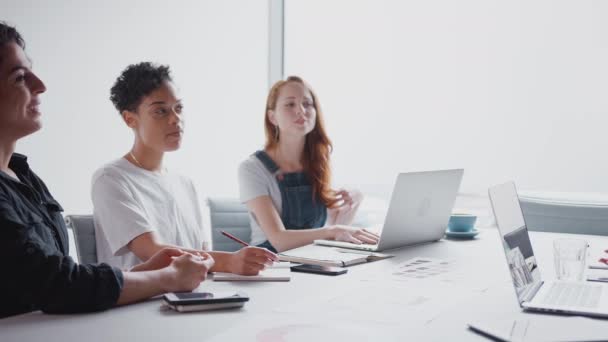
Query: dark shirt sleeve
0 200 124 316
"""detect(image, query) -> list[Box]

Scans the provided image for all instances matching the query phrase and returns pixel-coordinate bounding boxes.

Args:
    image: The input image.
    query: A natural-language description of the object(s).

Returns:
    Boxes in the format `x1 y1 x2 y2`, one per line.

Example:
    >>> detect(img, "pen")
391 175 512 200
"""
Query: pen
220 230 250 247
220 230 281 263
588 277 608 282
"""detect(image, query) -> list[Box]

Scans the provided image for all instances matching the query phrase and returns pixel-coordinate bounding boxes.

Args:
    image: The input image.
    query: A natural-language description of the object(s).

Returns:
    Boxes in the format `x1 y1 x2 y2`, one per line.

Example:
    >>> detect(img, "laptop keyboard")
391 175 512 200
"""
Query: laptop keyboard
541 282 602 308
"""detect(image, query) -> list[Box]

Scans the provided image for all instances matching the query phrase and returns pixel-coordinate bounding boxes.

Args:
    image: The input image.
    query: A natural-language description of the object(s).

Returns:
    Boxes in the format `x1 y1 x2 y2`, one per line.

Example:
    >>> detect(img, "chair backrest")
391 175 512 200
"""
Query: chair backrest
64 215 98 264
520 194 608 236
207 198 251 252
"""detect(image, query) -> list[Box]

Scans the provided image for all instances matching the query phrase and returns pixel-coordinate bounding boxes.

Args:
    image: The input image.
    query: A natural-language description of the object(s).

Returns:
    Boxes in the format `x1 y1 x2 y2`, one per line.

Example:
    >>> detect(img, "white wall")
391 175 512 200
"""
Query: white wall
285 0 608 197
3 0 607 217
1 0 269 214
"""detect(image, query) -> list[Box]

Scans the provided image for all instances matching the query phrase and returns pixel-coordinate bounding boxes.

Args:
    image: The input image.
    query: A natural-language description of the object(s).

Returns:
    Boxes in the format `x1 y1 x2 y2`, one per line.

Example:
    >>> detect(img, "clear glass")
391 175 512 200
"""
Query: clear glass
553 238 588 281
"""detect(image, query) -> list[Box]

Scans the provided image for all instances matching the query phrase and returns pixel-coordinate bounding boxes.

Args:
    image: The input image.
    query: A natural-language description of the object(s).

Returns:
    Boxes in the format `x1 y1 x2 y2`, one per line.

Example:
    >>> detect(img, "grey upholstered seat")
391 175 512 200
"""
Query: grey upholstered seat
520 192 608 236
64 215 98 264
207 198 252 252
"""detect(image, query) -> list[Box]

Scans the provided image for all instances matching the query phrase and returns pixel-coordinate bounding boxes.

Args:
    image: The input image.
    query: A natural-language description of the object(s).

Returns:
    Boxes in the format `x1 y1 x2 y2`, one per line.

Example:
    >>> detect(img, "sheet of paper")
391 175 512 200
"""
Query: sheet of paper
587 244 608 269
269 261 294 268
281 245 363 260
355 256 497 293
212 265 291 281
392 257 452 280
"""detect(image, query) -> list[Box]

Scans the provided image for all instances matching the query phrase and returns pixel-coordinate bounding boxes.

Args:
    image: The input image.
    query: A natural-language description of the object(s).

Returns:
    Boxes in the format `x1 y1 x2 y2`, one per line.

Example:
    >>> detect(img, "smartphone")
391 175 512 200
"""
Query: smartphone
290 264 348 276
163 292 249 312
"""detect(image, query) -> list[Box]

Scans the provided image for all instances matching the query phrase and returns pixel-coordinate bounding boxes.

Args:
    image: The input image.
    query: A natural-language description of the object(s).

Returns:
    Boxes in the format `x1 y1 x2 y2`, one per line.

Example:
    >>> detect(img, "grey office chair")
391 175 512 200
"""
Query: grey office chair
207 198 251 252
64 215 98 264
520 192 608 236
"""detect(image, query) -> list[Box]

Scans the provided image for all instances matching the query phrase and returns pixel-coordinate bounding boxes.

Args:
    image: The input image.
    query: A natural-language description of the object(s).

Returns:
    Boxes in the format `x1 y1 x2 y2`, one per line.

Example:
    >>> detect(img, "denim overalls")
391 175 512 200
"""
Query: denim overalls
254 150 327 252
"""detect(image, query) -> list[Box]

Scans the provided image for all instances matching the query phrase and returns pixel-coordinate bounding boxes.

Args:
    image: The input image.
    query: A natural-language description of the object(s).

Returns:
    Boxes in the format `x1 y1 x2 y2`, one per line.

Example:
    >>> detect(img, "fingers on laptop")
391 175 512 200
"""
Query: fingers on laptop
356 229 380 244
362 228 380 238
345 235 363 244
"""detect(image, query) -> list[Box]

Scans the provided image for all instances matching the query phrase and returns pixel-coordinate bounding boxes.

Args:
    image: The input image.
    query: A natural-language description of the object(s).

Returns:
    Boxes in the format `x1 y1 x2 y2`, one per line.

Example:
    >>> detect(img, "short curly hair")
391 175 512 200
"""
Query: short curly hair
110 62 172 113
0 22 25 65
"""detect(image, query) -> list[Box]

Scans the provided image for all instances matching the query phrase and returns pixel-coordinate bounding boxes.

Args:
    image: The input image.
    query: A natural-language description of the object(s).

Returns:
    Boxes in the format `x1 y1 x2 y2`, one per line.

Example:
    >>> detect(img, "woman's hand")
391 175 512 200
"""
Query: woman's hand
228 246 278 275
335 188 363 209
129 247 185 272
330 225 379 245
329 189 364 226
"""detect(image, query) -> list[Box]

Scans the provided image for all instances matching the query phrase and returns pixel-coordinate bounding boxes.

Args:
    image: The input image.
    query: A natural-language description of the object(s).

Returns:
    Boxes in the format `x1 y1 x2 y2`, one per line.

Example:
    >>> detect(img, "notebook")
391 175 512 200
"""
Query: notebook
278 244 393 267
588 252 608 270
212 262 292 282
589 261 608 270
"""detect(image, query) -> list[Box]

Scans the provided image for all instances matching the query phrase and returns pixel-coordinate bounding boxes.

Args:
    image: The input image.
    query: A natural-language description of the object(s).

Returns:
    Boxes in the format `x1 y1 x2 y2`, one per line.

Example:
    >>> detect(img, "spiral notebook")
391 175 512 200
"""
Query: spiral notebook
278 244 393 267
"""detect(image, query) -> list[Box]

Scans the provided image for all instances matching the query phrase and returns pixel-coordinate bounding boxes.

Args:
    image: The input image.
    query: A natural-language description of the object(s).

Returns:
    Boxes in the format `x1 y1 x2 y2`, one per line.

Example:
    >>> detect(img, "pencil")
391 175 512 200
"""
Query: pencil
220 230 250 247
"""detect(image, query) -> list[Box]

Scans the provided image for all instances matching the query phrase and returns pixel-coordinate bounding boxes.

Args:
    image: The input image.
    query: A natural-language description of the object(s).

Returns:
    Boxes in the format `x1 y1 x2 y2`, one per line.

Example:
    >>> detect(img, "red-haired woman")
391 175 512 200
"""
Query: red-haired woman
238 76 379 253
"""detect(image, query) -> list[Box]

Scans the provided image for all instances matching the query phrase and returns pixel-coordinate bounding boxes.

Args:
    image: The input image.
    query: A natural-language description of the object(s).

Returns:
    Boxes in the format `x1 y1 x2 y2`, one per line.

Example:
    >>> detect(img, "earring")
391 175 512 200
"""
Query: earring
274 125 279 142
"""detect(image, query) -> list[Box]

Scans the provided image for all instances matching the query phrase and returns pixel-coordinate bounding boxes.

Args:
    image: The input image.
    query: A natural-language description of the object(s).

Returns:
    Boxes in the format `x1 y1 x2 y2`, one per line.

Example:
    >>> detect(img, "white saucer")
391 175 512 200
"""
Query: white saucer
445 229 479 239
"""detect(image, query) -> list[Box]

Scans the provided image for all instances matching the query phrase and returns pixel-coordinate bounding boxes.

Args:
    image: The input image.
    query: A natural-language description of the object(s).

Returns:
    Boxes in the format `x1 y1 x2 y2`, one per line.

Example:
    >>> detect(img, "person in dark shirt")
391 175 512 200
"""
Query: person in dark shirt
0 21 215 319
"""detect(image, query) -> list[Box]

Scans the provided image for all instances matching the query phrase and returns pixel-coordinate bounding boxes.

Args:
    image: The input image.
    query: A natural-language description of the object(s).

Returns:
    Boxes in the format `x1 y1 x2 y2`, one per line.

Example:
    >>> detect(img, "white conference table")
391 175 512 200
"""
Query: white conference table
3 229 608 341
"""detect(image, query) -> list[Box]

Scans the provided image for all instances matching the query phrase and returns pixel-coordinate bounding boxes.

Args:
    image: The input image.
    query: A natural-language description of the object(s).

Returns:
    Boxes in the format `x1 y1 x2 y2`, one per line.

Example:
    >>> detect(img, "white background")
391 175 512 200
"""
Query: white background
2 0 608 216
1 0 269 214
285 0 608 197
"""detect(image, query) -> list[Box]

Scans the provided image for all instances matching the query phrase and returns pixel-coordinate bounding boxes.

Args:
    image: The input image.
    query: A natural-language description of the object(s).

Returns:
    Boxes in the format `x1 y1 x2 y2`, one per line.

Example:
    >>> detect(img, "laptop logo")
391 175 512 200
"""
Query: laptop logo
417 197 431 217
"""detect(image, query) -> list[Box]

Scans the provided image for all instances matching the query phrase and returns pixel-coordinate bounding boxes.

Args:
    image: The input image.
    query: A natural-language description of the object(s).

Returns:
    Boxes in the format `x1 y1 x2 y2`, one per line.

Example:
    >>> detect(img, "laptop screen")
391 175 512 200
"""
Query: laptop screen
489 182 542 305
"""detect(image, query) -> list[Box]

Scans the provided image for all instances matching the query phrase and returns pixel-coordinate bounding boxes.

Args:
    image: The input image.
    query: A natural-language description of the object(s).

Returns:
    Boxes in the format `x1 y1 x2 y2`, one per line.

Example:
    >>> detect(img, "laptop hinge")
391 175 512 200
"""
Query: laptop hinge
522 280 544 304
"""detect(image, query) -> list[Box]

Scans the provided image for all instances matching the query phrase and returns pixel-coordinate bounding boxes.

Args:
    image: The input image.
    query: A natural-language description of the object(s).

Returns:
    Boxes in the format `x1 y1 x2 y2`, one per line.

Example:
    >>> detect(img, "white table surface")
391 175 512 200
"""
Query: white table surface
3 228 608 341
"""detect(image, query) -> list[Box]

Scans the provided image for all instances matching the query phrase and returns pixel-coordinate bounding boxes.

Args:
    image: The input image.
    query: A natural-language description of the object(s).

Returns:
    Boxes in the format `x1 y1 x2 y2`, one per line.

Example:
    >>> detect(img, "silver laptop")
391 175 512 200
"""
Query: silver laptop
314 169 463 252
489 181 608 318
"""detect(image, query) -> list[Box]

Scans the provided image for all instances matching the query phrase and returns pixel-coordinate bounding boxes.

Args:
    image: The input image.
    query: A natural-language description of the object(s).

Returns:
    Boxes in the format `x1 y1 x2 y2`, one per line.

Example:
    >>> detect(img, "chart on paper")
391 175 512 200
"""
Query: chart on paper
392 257 453 280
388 256 497 293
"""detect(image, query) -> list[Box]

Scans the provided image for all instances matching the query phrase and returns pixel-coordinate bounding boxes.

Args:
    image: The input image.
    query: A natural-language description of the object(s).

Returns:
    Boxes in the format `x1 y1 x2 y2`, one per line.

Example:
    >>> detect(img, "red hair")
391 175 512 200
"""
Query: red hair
264 76 337 208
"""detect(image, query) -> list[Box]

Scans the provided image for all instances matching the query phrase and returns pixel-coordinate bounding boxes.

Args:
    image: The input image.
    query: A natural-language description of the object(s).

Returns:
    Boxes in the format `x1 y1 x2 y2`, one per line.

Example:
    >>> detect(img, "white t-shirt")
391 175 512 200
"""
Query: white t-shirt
92 158 205 270
238 155 284 246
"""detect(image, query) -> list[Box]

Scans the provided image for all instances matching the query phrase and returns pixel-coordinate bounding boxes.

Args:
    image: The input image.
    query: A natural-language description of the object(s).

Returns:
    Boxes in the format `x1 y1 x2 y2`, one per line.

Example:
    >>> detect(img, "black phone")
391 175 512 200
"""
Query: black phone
290 264 348 276
163 292 249 312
